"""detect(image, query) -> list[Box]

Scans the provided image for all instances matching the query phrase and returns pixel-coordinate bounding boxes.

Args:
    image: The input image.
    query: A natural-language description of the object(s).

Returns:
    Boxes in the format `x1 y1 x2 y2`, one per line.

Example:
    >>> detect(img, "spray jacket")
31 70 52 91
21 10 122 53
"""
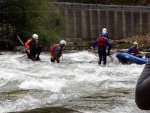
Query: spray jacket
50 44 63 58
25 38 39 51
127 47 140 55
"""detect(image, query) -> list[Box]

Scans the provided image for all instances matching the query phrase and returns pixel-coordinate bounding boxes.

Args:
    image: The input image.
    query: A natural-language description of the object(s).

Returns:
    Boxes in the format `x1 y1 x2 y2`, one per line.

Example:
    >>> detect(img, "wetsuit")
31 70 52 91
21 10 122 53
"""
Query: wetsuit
135 59 150 110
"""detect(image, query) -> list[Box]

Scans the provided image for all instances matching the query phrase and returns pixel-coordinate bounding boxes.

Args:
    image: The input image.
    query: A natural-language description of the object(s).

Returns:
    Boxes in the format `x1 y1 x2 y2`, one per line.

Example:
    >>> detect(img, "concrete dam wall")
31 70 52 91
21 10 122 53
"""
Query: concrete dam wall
53 2 150 42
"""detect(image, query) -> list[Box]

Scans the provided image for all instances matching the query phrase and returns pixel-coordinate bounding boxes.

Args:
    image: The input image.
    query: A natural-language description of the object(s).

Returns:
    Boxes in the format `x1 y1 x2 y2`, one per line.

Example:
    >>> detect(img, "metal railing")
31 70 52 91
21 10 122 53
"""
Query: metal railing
51 2 150 11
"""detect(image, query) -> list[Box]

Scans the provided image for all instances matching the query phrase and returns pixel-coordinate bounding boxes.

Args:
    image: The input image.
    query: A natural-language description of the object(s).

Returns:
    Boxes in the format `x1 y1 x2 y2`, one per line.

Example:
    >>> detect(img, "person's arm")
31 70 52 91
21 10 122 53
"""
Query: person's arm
135 59 150 110
54 45 61 58
127 47 132 54
25 39 31 50
92 39 98 48
106 38 113 48
25 39 31 54
137 60 150 86
106 33 109 40
146 48 150 52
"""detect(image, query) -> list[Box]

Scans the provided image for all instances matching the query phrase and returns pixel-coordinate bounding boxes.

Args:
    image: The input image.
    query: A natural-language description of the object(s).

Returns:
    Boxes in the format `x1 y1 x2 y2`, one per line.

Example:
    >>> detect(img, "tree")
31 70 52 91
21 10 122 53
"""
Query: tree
1 0 65 49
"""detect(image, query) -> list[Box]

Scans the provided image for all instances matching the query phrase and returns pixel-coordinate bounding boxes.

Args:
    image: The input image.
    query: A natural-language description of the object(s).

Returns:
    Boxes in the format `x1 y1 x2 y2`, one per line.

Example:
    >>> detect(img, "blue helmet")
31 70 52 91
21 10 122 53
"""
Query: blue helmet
101 32 107 37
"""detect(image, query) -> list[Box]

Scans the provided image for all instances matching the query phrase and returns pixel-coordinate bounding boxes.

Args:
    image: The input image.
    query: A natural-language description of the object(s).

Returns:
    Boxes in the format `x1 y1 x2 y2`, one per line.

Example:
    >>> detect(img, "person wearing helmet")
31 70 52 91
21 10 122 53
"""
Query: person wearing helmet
92 33 113 66
98 28 108 37
127 41 140 56
98 28 112 56
50 40 66 63
25 34 42 60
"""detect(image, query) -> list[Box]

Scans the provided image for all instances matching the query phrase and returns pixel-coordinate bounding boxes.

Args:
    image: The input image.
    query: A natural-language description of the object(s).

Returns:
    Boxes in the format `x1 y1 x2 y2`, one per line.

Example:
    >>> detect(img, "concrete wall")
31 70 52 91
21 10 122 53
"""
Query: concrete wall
53 3 150 41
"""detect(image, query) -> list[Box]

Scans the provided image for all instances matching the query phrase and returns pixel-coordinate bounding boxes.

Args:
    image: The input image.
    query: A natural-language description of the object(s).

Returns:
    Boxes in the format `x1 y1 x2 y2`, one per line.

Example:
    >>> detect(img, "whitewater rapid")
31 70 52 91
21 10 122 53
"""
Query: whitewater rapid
0 51 148 113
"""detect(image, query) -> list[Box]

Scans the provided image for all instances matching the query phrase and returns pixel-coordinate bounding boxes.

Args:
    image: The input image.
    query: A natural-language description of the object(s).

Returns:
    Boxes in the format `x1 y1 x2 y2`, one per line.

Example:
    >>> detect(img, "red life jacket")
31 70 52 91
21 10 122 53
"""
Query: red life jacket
131 47 138 55
50 44 62 57
97 36 107 47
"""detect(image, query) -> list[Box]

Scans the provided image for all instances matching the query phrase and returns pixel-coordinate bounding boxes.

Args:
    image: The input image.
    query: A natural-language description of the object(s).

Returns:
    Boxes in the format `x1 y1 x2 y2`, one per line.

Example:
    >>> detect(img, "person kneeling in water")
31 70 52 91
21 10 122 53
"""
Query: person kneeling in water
25 34 42 60
135 59 150 110
50 40 66 63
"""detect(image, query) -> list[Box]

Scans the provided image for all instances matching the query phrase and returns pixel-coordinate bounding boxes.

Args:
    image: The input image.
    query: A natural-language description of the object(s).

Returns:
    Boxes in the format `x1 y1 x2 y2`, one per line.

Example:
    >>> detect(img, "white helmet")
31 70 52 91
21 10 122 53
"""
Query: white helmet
60 40 66 45
102 28 107 33
32 34 38 39
133 41 138 45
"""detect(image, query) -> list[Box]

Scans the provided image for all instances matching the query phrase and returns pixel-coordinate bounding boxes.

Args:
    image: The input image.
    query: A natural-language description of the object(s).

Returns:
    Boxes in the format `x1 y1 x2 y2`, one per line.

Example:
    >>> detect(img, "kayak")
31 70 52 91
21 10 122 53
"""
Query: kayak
116 52 148 64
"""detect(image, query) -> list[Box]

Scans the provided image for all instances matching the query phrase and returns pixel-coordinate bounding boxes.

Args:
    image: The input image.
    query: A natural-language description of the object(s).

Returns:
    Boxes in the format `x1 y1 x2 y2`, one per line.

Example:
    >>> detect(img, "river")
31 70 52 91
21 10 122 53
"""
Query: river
0 51 149 113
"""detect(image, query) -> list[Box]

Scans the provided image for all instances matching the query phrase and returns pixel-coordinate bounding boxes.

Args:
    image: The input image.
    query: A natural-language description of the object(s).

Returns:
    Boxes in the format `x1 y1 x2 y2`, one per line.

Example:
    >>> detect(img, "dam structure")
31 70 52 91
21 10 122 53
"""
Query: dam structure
53 2 150 42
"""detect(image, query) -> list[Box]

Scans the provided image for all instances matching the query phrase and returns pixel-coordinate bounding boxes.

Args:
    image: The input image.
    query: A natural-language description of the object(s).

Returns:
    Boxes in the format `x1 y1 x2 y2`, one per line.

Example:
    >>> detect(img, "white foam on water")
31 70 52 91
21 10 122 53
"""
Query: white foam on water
19 79 67 93
0 51 148 113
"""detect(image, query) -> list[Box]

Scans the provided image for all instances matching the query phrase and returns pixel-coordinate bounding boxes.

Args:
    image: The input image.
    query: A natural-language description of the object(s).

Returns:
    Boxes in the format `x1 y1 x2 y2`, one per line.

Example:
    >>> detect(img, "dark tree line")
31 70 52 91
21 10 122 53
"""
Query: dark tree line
0 0 65 50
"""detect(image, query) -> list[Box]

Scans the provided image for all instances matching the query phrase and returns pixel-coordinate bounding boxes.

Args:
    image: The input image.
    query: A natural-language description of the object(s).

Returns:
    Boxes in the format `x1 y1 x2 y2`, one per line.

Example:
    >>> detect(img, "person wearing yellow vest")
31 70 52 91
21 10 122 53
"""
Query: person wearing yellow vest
50 40 66 63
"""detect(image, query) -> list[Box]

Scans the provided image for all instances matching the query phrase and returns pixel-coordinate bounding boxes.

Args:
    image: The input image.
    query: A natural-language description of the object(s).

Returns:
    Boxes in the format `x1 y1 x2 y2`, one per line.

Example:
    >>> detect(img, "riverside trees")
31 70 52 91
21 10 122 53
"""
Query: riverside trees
0 0 65 50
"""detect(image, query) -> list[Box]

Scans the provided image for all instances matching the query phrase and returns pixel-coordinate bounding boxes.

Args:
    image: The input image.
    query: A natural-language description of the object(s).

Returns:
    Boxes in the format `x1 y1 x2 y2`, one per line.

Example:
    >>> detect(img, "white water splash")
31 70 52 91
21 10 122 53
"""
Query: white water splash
0 51 148 113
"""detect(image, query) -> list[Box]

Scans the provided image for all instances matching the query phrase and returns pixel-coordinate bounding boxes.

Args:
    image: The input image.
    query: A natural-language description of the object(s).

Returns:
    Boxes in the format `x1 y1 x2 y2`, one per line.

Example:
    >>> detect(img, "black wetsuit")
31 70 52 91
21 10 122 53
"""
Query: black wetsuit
135 59 150 110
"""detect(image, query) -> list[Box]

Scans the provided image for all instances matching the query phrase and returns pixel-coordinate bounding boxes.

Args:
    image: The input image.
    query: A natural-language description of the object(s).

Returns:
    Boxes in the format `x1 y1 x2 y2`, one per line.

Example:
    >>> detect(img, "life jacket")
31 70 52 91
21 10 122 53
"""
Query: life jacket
97 36 107 47
131 47 138 55
50 44 62 57
28 38 36 50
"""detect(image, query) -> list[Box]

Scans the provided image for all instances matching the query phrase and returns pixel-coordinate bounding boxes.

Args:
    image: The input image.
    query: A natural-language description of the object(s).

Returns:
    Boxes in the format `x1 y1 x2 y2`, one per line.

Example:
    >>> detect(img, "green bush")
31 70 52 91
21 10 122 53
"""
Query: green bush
117 42 132 49
1 0 65 47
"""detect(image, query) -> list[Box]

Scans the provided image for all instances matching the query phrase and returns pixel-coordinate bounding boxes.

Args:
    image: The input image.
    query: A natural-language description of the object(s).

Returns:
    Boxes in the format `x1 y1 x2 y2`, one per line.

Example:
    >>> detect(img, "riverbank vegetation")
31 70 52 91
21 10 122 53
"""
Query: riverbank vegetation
63 33 150 51
0 0 65 50
113 34 150 51
1 0 150 51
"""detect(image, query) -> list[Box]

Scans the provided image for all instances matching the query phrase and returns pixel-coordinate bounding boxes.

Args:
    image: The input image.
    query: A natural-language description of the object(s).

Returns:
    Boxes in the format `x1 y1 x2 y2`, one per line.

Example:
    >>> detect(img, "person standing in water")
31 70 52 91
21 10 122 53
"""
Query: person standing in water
99 28 111 56
92 32 113 65
50 40 66 63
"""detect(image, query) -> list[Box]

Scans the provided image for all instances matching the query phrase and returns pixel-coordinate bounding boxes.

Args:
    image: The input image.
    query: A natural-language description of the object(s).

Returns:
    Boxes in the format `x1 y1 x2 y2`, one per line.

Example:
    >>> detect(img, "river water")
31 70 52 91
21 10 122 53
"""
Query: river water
0 51 149 113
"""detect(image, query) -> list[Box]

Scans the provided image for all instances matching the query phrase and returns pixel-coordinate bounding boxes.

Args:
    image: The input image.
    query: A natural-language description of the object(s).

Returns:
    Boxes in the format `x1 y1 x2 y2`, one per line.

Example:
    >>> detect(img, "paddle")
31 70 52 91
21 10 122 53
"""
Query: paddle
140 52 150 55
17 36 35 60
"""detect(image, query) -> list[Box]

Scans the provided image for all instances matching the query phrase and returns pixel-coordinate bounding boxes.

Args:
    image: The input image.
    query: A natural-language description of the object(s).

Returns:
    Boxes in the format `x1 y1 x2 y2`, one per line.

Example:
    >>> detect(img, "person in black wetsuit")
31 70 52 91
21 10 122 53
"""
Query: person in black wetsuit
135 59 150 110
